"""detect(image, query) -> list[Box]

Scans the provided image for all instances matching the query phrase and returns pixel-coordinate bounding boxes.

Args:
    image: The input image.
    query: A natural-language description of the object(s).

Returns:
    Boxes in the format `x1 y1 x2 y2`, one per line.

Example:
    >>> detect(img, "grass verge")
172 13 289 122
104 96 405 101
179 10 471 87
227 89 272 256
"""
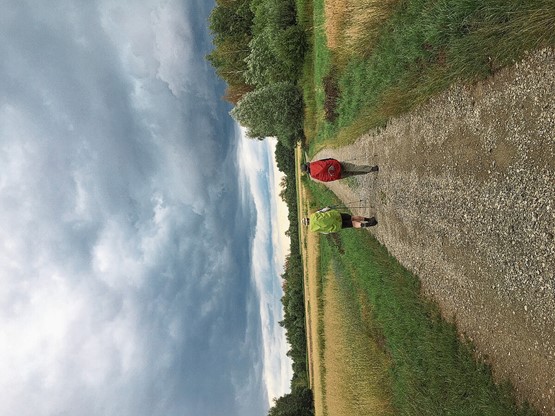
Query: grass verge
306 181 538 416
310 0 555 149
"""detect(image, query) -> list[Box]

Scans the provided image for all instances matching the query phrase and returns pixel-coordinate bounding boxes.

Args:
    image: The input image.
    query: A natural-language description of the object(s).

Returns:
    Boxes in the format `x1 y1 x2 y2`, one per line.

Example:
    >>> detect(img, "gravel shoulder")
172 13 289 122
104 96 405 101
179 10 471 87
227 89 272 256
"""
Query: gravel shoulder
314 48 555 415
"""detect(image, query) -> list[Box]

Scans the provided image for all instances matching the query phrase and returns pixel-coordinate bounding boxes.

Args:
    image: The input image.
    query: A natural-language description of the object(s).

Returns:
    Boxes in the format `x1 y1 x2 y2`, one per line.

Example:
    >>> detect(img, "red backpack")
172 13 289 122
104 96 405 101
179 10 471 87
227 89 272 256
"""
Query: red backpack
309 159 342 182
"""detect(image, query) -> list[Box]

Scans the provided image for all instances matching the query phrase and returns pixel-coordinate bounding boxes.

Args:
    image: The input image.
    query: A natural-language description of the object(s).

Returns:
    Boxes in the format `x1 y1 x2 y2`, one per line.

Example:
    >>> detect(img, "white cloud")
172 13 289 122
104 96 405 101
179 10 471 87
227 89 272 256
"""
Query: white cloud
237 130 292 404
152 1 194 95
0 264 142 416
0 1 272 415
100 0 194 96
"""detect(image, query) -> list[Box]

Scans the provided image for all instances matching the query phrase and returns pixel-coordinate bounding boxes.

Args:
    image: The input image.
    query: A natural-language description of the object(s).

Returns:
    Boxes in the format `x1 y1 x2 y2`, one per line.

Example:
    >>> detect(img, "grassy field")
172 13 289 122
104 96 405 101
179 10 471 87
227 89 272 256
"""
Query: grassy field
319 265 393 416
294 0 554 414
297 162 394 416
304 182 538 416
298 0 555 154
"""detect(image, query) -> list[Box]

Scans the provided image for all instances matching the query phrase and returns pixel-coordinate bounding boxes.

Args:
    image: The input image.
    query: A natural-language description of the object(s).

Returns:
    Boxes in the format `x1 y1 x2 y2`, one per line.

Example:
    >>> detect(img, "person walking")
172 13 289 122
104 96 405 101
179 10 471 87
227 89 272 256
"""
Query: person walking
301 158 378 182
302 206 377 234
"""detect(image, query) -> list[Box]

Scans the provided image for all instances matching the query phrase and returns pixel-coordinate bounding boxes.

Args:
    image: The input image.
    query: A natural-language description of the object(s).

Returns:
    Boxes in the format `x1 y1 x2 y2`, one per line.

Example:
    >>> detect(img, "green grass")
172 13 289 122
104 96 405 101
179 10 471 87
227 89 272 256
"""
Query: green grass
297 0 334 156
295 0 317 142
320 263 394 416
313 211 394 415
308 0 555 150
306 181 538 416
296 1 551 411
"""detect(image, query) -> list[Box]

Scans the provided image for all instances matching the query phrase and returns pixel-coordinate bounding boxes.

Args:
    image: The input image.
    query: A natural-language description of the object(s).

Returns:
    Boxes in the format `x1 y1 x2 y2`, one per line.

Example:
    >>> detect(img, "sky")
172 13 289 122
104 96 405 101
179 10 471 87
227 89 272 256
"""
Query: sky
0 1 292 415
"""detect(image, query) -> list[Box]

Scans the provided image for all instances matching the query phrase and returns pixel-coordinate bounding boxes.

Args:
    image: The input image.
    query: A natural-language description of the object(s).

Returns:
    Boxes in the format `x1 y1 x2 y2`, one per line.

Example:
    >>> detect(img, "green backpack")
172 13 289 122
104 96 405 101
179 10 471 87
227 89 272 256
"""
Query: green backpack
309 210 342 233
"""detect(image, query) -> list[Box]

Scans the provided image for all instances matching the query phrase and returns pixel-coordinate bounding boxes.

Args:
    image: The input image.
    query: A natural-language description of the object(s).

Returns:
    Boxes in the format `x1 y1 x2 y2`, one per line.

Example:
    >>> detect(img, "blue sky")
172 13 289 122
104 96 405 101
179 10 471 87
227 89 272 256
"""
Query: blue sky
0 1 292 415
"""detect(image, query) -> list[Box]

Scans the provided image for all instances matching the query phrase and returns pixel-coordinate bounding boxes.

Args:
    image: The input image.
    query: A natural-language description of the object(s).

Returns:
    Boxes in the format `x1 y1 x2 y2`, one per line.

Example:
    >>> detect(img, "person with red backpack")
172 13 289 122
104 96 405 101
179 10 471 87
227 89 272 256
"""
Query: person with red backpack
302 207 377 234
301 158 378 182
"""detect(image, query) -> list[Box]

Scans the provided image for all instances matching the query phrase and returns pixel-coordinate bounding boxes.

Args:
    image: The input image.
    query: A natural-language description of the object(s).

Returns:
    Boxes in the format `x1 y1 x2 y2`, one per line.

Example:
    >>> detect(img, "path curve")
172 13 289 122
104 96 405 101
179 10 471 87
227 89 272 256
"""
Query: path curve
315 48 555 415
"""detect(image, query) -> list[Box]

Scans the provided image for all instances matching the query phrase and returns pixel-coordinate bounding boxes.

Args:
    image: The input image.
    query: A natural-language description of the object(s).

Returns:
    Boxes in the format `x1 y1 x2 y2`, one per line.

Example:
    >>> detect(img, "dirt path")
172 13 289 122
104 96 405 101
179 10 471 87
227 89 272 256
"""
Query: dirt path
314 48 555 415
296 145 325 414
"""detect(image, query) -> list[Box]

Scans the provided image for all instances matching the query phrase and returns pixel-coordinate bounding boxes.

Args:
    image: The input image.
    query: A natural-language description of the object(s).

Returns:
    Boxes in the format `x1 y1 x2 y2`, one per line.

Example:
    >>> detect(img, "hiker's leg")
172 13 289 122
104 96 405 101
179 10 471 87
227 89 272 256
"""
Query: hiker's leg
351 215 364 228
340 162 379 178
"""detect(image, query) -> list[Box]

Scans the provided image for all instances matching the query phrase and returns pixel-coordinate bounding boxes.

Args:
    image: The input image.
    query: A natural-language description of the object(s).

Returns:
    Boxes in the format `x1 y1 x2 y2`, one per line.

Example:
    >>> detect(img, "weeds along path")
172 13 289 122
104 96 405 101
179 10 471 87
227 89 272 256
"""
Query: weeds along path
314 47 555 415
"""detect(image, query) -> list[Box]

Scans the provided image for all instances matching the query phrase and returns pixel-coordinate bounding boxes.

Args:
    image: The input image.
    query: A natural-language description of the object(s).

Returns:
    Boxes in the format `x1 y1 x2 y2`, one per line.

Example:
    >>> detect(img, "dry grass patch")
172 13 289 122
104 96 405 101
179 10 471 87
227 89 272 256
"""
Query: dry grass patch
304 231 324 415
324 0 399 62
323 0 349 51
322 271 394 416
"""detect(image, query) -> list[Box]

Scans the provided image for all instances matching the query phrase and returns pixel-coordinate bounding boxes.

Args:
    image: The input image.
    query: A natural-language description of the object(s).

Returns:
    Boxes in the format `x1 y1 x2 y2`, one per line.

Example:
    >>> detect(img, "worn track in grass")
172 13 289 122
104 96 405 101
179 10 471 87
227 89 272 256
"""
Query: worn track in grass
314 48 555 415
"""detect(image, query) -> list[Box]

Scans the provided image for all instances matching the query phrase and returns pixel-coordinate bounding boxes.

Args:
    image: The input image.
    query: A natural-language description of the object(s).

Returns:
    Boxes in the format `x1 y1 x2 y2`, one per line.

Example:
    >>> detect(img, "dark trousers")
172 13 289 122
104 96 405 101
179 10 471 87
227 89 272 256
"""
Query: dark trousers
340 162 375 178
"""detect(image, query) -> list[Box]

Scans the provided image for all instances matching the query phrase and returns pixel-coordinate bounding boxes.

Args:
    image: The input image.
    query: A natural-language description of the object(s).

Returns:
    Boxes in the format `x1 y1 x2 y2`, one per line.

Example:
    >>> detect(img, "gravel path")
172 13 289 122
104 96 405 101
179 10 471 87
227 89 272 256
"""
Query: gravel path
314 48 555 415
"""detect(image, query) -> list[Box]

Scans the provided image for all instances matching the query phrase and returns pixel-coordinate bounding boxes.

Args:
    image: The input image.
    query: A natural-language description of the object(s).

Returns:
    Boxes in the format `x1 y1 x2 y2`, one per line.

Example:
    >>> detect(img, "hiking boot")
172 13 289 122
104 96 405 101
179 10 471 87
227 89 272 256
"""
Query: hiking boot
361 217 377 227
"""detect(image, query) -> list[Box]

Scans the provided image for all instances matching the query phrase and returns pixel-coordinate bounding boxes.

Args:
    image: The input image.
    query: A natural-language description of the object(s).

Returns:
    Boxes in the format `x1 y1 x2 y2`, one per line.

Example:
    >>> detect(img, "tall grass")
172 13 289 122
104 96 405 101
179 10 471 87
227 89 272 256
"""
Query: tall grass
309 190 394 416
325 0 400 66
306 181 539 416
297 0 334 157
319 263 394 416
311 0 555 148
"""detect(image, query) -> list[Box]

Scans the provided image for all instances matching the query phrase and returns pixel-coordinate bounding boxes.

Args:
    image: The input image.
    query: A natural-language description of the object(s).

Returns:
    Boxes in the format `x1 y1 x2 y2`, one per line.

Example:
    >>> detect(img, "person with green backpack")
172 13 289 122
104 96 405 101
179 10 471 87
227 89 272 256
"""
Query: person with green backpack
302 207 377 233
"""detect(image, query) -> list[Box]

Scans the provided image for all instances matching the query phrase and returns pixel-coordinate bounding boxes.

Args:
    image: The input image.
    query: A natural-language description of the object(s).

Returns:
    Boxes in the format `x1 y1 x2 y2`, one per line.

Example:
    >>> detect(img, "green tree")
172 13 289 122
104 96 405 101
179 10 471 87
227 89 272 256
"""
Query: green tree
251 0 297 32
206 36 250 84
267 388 314 416
207 0 254 103
230 82 303 141
274 140 295 173
244 26 306 88
244 30 289 87
271 25 306 72
208 0 253 42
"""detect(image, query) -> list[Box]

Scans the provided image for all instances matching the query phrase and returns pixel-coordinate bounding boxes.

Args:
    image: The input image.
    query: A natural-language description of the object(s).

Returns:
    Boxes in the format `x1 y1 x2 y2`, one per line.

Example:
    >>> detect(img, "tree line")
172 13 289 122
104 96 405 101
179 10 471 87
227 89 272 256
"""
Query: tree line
207 0 306 149
273 141 314 416
208 1 312 414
